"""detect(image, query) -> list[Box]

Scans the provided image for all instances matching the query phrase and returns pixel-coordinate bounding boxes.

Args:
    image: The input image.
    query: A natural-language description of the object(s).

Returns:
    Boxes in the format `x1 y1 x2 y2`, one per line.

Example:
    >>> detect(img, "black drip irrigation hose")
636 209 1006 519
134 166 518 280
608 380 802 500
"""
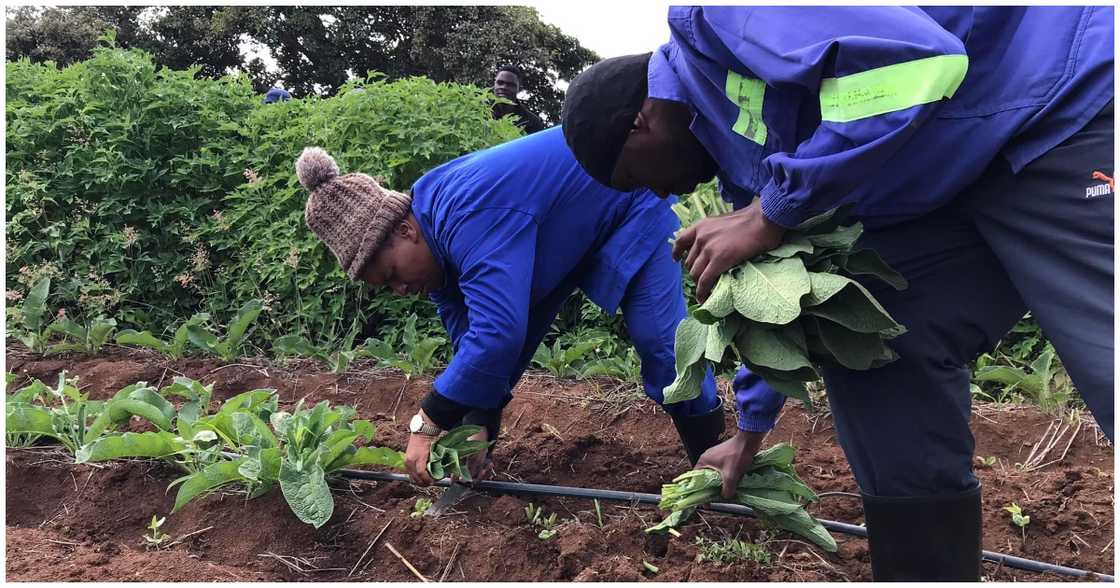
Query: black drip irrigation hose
338 468 1115 582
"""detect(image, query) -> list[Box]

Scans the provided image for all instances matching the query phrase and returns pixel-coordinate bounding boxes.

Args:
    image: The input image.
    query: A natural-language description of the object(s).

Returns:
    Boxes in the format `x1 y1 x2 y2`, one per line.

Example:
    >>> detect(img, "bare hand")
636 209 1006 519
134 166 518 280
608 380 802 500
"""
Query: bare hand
696 430 766 499
672 201 786 302
404 432 437 486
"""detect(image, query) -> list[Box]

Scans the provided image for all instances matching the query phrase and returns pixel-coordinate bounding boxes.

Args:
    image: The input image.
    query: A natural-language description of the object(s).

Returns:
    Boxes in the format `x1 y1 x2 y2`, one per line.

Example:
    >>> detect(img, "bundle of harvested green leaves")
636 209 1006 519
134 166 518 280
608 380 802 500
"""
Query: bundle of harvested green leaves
427 424 491 481
647 443 837 552
665 207 908 404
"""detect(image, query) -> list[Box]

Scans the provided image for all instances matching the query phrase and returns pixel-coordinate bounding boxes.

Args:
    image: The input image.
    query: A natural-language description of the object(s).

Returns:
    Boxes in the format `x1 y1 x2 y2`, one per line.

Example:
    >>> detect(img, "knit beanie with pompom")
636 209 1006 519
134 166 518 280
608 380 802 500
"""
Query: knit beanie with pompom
296 147 412 280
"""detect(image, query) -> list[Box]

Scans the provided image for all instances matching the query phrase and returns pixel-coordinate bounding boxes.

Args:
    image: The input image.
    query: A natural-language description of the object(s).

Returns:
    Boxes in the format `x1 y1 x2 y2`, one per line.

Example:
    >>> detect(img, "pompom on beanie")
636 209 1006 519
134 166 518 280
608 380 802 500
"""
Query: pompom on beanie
296 147 412 279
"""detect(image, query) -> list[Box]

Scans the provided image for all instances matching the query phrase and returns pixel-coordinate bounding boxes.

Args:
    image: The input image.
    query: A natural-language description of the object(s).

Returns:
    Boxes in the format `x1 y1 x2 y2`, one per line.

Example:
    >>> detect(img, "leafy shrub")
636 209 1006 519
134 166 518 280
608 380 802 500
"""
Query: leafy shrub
6 39 258 330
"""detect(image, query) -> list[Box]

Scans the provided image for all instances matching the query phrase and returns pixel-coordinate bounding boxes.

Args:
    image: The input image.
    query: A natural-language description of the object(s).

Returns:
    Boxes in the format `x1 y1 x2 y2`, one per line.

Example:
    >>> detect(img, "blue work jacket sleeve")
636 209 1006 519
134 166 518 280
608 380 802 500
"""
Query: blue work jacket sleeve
674 6 969 227
430 286 468 352
733 368 787 433
432 208 537 409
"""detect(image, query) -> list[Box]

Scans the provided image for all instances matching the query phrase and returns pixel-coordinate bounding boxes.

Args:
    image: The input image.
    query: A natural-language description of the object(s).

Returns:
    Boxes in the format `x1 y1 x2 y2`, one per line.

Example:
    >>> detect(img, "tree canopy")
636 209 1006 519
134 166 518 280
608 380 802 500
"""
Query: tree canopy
6 5 598 121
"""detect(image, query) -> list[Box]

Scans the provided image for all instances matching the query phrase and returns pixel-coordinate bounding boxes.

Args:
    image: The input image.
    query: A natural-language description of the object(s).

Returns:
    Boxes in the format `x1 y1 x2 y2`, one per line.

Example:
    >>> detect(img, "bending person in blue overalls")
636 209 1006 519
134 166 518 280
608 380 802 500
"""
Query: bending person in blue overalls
295 126 774 483
561 6 1113 581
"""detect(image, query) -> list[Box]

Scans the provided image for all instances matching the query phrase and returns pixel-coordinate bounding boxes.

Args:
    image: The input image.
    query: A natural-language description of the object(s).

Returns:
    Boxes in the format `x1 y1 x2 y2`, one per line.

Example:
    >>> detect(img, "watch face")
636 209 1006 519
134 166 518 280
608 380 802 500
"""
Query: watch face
409 414 422 432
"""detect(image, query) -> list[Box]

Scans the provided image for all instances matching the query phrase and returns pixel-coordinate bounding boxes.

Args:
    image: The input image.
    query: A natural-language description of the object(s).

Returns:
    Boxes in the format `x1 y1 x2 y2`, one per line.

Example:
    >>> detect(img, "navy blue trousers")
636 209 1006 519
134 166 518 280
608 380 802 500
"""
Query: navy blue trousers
823 102 1114 497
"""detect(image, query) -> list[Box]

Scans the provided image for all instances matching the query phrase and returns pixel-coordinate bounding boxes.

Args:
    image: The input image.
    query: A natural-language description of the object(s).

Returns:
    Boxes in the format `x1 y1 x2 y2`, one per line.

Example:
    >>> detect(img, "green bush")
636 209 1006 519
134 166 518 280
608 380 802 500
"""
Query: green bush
6 44 521 351
193 75 522 345
6 39 257 329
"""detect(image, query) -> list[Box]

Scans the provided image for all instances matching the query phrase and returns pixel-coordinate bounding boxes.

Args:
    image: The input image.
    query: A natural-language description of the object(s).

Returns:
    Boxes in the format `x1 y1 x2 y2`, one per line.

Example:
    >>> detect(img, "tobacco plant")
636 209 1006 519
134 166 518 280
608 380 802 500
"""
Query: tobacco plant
115 313 211 359
45 316 117 354
427 424 491 482
364 315 447 379
12 277 54 354
665 207 907 404
274 319 373 374
532 336 605 378
185 299 264 361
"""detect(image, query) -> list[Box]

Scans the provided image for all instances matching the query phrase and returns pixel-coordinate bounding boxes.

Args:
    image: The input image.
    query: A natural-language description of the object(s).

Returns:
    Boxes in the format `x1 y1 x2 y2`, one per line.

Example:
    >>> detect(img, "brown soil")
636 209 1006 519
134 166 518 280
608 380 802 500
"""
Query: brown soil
5 347 1115 581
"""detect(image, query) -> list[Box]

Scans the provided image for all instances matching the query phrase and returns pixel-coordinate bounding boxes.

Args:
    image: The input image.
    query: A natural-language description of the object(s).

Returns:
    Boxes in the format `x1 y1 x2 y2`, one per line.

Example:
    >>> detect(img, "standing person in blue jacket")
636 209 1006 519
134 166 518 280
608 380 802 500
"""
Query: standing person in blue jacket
294 126 760 483
263 83 292 104
561 6 1113 581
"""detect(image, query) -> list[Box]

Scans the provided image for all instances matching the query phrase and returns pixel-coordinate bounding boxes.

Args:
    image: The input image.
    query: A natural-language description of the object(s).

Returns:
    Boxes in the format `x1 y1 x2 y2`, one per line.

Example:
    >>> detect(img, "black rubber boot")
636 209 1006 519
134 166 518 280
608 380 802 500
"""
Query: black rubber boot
669 398 726 465
861 484 983 581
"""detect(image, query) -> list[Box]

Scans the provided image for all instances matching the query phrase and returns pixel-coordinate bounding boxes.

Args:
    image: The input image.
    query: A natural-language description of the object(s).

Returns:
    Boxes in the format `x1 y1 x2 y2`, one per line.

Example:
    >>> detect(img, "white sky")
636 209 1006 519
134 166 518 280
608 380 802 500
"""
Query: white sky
533 1 672 59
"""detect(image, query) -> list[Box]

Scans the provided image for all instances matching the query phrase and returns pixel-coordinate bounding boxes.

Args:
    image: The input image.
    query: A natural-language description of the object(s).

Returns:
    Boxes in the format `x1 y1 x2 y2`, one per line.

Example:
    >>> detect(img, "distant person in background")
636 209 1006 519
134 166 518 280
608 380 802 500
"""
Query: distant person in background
263 81 292 105
491 65 546 134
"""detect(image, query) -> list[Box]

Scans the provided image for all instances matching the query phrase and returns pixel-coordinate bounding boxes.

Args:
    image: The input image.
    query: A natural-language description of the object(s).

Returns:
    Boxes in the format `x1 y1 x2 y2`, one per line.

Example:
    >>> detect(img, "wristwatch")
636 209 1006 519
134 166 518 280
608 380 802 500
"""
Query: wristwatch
409 412 441 437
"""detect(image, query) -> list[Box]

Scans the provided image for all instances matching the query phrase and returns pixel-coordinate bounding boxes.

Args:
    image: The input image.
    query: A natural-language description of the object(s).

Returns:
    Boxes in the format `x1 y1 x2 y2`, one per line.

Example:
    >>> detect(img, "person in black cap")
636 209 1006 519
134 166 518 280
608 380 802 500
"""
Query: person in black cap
560 6 1113 582
491 65 546 134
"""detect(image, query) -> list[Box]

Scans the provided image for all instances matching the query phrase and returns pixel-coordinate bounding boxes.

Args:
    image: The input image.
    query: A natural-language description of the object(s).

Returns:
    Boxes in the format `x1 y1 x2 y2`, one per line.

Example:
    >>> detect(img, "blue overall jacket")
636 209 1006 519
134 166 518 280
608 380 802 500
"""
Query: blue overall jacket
412 127 683 409
649 5 1113 431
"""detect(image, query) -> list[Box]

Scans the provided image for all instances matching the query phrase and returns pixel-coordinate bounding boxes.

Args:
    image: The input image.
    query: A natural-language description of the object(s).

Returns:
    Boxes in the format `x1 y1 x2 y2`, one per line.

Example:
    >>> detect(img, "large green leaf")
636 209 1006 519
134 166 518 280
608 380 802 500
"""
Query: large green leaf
767 507 838 553
751 442 795 471
704 318 741 363
6 403 65 443
411 336 446 374
839 249 908 291
321 430 360 469
332 446 405 471
804 279 904 335
673 317 708 370
220 299 264 359
735 492 803 516
764 235 814 259
116 330 171 354
279 458 334 528
88 318 117 349
662 361 708 405
21 277 51 333
730 259 811 325
734 323 812 372
274 334 326 359
742 363 816 403
801 272 852 307
804 222 863 250
694 277 736 324
815 319 894 370
231 411 279 448
76 431 187 463
172 458 248 513
737 467 817 502
171 313 210 358
185 325 221 354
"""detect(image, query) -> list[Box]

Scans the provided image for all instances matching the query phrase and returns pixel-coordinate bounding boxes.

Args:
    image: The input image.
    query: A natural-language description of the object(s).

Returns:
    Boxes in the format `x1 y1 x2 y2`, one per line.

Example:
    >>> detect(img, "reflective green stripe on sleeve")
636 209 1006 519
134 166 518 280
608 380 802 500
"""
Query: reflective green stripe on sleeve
725 70 768 145
819 54 969 123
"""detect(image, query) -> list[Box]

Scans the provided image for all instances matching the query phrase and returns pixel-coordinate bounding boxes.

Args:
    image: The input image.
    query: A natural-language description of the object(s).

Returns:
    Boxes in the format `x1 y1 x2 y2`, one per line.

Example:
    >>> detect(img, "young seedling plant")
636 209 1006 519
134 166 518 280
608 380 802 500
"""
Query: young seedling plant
665 207 908 405
1004 503 1031 543
411 497 433 518
142 515 171 550
525 502 559 540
